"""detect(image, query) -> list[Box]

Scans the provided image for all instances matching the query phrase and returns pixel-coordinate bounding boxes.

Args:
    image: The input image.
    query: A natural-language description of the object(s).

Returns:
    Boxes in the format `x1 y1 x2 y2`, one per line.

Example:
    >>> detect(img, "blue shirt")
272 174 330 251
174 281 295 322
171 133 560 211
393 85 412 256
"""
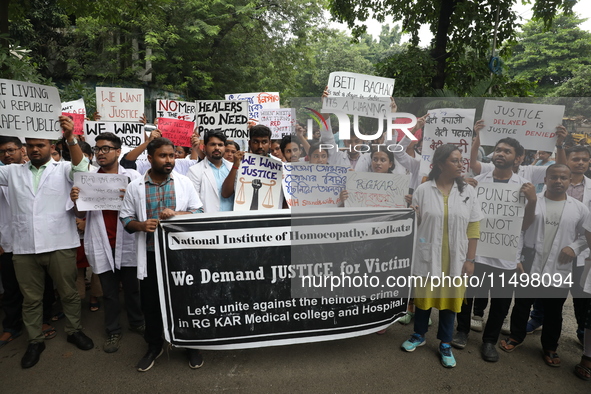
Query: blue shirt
208 160 233 211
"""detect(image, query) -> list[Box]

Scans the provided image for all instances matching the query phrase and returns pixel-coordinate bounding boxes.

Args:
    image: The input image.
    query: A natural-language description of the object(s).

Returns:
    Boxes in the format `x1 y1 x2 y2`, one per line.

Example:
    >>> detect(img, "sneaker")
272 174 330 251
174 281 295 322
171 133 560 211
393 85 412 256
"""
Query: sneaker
451 331 468 349
103 334 121 353
439 343 456 368
526 318 542 334
398 312 414 325
470 315 483 332
129 324 146 336
501 318 511 335
401 333 426 352
136 348 163 372
481 342 499 362
188 349 204 369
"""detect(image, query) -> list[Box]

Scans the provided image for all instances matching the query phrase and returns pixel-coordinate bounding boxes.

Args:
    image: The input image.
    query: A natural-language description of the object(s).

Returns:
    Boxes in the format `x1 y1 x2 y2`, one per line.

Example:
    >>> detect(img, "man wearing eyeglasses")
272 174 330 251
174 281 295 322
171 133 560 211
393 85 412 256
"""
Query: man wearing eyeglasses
0 116 94 369
70 132 144 354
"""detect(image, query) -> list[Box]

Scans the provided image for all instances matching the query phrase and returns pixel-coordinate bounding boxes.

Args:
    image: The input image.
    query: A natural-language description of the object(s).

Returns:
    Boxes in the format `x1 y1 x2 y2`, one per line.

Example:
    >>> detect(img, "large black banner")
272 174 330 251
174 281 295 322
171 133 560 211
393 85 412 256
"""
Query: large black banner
155 208 415 349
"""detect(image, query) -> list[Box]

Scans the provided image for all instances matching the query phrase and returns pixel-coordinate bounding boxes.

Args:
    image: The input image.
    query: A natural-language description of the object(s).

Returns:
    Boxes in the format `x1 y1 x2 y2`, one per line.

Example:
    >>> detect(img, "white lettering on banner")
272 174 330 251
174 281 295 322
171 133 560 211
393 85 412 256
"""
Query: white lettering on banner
0 78 62 139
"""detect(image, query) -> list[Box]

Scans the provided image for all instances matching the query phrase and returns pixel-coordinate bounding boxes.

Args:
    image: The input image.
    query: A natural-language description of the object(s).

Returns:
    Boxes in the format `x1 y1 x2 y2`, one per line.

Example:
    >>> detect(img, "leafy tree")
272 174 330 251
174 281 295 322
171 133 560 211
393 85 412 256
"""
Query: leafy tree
328 0 576 91
505 13 591 96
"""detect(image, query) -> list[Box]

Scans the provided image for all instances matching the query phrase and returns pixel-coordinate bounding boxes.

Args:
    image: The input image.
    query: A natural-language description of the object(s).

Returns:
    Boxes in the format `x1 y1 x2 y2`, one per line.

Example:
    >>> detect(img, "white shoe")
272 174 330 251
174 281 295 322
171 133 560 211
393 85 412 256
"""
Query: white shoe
470 315 483 332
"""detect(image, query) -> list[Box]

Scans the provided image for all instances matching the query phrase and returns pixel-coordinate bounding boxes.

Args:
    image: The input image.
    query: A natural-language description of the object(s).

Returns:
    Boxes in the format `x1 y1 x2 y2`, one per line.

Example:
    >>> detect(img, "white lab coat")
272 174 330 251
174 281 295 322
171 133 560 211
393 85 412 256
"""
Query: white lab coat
394 135 421 191
474 171 529 270
480 162 546 185
186 157 233 213
119 171 203 279
412 180 483 277
0 161 80 254
528 195 589 288
0 186 12 253
135 158 199 175
319 120 372 171
83 165 142 274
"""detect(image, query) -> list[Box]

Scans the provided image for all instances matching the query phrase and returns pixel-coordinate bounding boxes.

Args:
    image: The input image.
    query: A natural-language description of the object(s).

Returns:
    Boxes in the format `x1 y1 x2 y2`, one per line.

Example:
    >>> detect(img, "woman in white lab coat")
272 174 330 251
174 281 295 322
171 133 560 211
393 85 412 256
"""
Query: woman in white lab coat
400 144 482 368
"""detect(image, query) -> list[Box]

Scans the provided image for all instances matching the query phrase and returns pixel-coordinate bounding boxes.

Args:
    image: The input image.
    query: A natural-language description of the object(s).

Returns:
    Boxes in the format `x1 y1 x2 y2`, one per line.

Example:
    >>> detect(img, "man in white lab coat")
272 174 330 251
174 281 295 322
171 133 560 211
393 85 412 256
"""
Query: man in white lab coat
187 130 234 213
0 116 94 369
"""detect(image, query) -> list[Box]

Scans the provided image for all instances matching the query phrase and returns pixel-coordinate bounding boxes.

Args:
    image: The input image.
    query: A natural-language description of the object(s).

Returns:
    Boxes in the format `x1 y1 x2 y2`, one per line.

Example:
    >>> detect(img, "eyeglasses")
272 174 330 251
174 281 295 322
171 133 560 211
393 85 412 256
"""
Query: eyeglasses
0 148 18 156
92 146 118 154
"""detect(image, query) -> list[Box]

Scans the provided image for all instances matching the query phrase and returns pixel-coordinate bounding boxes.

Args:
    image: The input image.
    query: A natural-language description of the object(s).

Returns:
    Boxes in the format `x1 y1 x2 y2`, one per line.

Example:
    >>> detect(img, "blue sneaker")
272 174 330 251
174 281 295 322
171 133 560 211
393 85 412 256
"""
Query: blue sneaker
439 343 456 368
401 333 425 352
526 318 542 334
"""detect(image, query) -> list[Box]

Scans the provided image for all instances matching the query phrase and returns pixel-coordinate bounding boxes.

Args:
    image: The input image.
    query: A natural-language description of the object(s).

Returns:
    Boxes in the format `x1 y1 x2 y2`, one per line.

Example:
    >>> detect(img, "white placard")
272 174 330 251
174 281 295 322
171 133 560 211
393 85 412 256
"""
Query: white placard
481 100 565 151
196 100 249 141
155 99 196 122
225 92 280 123
84 121 144 151
260 108 296 139
282 163 348 208
96 87 144 122
476 183 526 261
345 172 409 208
74 172 129 211
234 153 283 211
0 78 62 139
321 72 394 119
420 108 475 176
61 98 86 115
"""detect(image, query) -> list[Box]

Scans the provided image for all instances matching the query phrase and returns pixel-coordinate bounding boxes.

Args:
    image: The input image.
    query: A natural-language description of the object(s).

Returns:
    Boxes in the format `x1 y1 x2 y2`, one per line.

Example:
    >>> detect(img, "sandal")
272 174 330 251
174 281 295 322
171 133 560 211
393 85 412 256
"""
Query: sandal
0 331 22 348
574 355 591 381
542 350 561 367
89 297 100 312
499 338 523 353
51 311 65 322
42 324 57 340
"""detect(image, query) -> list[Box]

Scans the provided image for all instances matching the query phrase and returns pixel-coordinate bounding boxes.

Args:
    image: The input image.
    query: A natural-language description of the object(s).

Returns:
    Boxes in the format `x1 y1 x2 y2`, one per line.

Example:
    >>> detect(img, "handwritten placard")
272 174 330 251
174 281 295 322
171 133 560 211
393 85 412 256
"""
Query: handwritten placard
0 78 62 139
61 98 86 115
156 99 196 122
420 108 475 176
475 183 526 261
322 72 394 119
481 100 565 151
61 112 85 135
196 100 248 141
157 118 194 147
225 92 280 123
344 172 409 208
73 172 129 211
282 163 348 208
84 121 144 151
260 108 296 139
234 153 283 211
96 87 144 122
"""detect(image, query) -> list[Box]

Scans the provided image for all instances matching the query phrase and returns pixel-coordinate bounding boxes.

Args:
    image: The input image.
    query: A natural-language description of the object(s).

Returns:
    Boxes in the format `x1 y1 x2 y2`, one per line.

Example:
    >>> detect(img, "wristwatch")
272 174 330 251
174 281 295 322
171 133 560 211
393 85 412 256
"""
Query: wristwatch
67 137 79 146
555 143 564 149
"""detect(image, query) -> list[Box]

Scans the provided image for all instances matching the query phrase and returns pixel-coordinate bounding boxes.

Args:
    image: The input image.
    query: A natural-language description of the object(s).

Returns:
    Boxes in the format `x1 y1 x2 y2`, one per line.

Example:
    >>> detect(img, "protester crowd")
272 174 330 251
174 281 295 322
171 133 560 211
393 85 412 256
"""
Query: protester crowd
0 94 591 384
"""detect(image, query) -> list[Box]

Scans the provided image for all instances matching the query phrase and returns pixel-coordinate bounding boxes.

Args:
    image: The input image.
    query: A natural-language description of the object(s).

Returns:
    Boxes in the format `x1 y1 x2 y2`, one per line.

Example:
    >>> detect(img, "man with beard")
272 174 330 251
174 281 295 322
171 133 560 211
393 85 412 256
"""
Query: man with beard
69 132 145 354
452 137 537 364
0 117 94 368
120 137 203 371
187 130 234 213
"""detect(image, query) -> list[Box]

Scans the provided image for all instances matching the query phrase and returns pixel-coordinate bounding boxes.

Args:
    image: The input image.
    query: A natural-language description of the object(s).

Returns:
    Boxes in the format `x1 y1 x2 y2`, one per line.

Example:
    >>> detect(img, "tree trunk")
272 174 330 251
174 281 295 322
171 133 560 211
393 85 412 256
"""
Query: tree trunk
430 0 459 90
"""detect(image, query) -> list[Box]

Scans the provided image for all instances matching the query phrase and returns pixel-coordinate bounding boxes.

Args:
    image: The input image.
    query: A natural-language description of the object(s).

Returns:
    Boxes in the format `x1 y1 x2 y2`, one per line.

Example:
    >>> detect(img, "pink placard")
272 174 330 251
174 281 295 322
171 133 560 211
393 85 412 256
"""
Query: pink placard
157 118 195 147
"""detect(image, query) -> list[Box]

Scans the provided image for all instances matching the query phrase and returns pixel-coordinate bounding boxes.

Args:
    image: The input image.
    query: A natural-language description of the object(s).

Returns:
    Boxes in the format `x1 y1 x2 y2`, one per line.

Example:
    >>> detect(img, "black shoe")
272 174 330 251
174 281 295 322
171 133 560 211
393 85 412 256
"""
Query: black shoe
451 331 468 350
188 349 204 369
137 348 163 372
21 342 46 369
481 342 499 362
67 331 94 350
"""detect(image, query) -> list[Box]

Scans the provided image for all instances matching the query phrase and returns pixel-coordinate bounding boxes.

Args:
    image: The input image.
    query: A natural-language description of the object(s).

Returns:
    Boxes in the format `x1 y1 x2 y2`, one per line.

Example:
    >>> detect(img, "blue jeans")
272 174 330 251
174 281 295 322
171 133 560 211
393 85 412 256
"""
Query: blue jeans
414 307 456 343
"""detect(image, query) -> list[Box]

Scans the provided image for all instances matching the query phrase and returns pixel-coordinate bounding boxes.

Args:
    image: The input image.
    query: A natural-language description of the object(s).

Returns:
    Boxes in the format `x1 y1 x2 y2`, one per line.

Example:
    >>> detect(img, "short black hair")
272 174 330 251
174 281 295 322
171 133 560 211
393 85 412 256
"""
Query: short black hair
566 145 590 158
225 140 240 151
280 135 300 154
95 132 122 149
308 142 321 156
79 140 93 157
495 137 524 158
250 124 272 140
204 130 227 145
147 137 174 156
546 163 571 175
0 136 23 148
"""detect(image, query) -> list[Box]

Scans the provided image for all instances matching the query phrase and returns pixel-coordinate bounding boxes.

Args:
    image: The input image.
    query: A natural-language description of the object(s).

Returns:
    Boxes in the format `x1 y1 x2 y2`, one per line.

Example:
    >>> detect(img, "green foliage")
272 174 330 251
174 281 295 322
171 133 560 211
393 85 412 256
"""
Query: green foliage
0 36 53 84
505 13 591 96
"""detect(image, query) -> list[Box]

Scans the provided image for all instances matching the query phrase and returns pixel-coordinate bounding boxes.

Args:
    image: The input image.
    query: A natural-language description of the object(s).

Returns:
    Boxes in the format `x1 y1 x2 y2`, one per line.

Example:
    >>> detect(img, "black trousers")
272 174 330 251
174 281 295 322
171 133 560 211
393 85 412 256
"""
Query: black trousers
140 252 164 350
1 252 23 333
